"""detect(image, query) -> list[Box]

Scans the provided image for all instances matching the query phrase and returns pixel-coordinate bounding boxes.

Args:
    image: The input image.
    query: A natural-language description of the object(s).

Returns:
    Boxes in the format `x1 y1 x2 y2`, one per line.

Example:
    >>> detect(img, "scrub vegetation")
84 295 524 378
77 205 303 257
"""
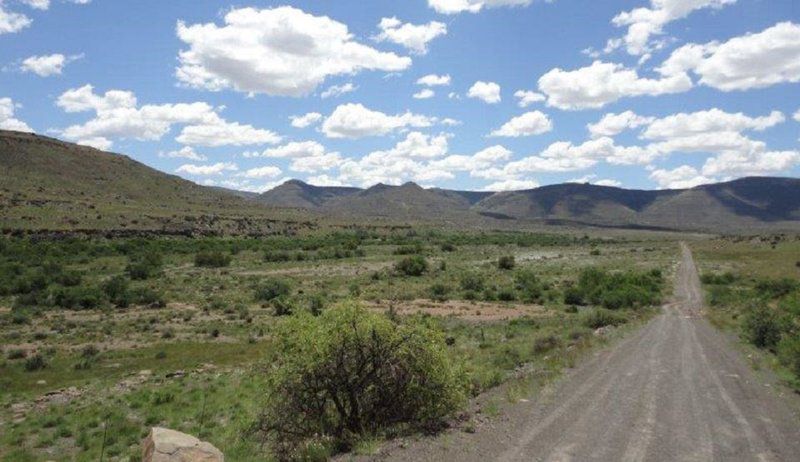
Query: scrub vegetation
0 229 673 460
693 235 800 390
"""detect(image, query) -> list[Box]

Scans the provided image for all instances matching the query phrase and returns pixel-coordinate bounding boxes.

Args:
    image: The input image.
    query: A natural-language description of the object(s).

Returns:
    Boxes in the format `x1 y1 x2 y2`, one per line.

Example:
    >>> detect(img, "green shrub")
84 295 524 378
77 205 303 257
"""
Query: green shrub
589 248 601 256
255 278 291 302
440 243 457 252
393 244 423 255
194 251 231 268
497 288 516 302
253 304 467 457
532 335 561 354
129 287 166 307
264 250 292 262
429 283 450 302
6 349 26 360
563 286 585 305
272 297 295 316
570 268 663 310
701 272 737 285
395 256 428 277
81 344 99 358
582 309 627 329
24 353 47 371
53 286 105 310
755 278 798 299
778 335 800 379
514 269 543 303
460 273 484 292
308 295 325 316
103 276 131 307
126 252 163 280
56 270 83 287
497 256 515 270
742 306 783 350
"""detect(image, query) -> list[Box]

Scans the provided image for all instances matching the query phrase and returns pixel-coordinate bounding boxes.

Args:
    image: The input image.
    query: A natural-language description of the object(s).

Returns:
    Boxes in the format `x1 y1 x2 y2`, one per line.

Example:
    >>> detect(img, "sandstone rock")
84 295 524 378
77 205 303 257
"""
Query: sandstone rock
142 427 223 462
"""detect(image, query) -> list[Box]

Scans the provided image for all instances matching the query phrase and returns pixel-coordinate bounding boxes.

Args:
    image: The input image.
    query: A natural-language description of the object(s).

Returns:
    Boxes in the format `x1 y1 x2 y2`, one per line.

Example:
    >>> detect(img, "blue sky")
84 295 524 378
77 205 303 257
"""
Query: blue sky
1 0 798 192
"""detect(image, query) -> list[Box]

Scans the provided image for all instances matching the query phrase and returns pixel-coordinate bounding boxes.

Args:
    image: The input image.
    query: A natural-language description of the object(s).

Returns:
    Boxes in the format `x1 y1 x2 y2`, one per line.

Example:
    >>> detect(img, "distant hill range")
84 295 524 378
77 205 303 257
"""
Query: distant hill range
257 177 800 233
2 129 799 234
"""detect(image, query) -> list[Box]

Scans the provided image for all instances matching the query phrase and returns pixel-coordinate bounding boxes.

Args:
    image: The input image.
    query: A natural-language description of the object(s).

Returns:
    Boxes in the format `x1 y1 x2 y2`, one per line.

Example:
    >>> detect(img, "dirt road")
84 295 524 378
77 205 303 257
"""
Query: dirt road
378 243 800 461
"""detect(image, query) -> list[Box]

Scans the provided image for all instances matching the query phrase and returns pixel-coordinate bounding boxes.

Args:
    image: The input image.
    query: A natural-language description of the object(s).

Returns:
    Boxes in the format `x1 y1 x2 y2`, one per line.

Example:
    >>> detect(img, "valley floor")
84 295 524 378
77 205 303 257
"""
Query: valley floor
366 244 800 462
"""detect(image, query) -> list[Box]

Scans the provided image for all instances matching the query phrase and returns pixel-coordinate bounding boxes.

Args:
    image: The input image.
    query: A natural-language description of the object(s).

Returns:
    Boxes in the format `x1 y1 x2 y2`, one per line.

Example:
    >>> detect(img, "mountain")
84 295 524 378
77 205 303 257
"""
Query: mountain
323 182 482 222
3 130 800 234
0 130 306 234
258 178 800 232
256 179 360 209
473 179 800 231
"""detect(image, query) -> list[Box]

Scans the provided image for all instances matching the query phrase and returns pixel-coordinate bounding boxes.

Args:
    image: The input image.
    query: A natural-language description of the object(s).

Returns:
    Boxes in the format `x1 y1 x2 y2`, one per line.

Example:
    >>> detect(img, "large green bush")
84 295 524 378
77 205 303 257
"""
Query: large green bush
565 268 663 309
254 304 467 457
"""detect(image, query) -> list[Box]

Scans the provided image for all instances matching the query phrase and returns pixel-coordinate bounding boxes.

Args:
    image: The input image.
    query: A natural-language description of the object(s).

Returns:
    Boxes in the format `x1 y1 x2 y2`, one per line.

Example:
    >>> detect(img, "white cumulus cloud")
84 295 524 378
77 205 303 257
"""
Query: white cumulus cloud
374 17 447 55
539 60 692 110
514 90 545 108
242 166 282 179
588 111 655 138
320 83 357 99
413 88 435 99
649 165 713 189
159 146 207 161
176 162 238 176
657 21 800 91
417 74 451 86
467 81 501 104
21 53 81 76
0 97 33 132
609 0 736 56
321 103 435 139
490 111 553 137
428 0 533 15
175 6 411 97
290 112 323 128
0 5 31 34
55 84 281 148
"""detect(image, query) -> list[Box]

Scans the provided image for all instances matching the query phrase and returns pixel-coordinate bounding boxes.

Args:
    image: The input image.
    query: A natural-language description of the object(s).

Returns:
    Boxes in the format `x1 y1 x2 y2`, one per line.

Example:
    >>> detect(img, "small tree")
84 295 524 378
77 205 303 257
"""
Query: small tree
253 304 467 457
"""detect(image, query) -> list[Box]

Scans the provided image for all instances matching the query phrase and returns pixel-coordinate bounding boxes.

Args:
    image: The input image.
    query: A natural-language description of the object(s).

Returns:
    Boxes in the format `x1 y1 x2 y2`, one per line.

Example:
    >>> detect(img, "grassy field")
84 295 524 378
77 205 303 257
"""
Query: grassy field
0 229 678 461
690 235 800 390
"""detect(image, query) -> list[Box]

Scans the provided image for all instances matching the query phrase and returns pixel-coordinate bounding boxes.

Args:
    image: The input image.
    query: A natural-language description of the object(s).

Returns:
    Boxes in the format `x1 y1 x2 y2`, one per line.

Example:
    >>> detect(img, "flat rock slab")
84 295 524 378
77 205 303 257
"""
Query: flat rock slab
142 427 224 462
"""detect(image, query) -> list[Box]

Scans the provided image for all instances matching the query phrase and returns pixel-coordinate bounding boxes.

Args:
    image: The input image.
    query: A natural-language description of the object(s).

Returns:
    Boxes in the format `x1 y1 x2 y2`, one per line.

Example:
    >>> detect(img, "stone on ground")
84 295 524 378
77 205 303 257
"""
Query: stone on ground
142 427 223 462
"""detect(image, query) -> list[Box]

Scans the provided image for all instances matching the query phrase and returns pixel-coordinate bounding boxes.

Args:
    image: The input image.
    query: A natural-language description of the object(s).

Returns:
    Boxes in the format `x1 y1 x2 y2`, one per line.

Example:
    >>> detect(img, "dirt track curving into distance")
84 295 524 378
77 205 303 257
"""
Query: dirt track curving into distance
375 243 800 461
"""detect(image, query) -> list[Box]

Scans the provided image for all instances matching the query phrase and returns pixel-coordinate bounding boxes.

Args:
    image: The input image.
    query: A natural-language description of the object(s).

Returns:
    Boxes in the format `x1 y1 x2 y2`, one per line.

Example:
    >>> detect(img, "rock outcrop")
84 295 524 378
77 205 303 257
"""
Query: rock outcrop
142 427 223 462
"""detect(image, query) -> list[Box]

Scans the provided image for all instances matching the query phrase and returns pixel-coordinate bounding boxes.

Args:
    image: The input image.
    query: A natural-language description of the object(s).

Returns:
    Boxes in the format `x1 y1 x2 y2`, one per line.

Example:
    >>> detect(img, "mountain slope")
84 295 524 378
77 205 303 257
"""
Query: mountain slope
324 182 479 222
256 179 361 209
0 130 306 234
256 178 800 232
473 179 800 231
3 130 799 234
